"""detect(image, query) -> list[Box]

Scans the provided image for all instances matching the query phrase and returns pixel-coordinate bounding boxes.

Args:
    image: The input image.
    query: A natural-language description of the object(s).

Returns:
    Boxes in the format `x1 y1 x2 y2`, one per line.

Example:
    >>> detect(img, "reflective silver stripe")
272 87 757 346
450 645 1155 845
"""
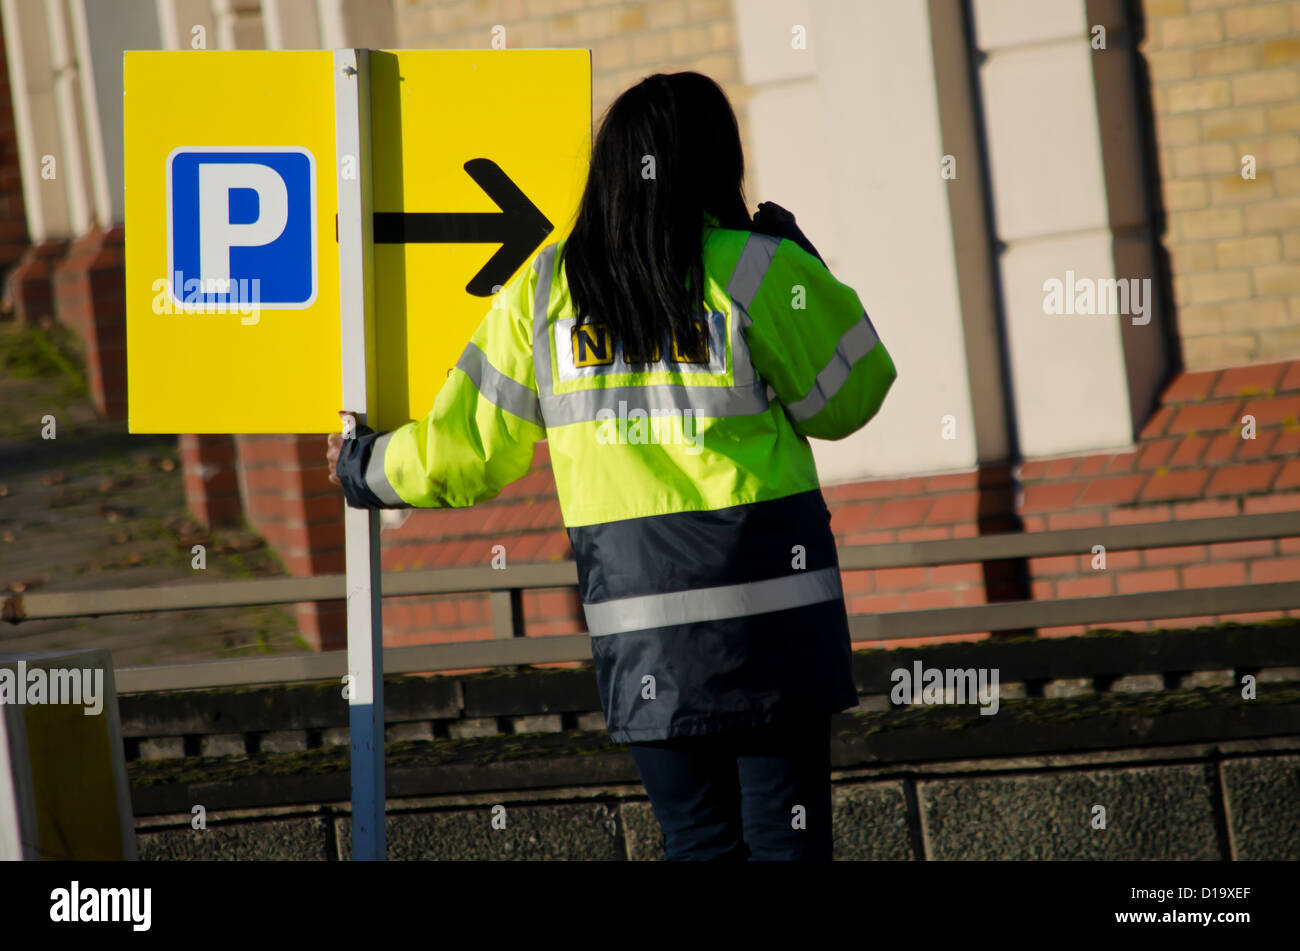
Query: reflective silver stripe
584 566 843 637
726 234 779 387
726 233 781 311
785 313 880 422
532 245 557 401
456 342 544 427
541 381 768 427
729 302 757 388
364 431 407 507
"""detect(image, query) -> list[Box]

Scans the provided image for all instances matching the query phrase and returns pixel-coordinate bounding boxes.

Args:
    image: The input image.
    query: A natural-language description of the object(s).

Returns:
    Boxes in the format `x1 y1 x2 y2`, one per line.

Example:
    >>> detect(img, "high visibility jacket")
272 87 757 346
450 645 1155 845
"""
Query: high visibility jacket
337 219 897 743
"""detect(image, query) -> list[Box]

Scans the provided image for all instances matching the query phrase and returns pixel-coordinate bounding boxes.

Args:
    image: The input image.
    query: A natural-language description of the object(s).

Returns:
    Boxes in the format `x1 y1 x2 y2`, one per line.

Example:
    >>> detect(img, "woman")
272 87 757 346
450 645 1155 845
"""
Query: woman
329 71 896 861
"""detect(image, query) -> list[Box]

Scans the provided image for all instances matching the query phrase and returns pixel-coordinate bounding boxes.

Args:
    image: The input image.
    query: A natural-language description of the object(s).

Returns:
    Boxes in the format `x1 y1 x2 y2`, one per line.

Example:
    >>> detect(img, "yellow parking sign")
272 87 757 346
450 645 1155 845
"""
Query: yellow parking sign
125 51 341 434
124 49 591 434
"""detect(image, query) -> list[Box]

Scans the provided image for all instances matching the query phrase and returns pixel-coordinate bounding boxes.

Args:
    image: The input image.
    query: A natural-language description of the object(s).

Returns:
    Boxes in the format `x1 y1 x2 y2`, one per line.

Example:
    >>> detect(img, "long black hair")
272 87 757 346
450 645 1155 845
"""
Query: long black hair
559 72 751 363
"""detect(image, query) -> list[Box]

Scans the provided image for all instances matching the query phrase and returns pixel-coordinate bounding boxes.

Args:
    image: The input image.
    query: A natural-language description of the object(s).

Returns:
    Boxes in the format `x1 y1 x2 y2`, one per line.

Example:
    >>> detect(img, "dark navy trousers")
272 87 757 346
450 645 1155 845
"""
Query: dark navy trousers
628 715 834 861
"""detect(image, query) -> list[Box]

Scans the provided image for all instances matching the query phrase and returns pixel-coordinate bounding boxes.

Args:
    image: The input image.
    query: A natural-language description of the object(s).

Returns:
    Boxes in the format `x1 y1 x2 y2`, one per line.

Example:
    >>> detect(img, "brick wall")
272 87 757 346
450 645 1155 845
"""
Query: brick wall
377 442 577 653
52 227 126 418
223 435 579 655
828 467 1023 649
1015 359 1300 635
329 357 1300 656
235 434 347 650
179 434 243 528
1141 0 1300 369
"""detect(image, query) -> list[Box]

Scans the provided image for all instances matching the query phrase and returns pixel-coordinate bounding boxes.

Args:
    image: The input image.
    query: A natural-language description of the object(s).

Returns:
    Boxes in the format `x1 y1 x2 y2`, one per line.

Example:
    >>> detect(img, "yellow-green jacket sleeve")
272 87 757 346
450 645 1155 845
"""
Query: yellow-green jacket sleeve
743 238 897 441
336 262 546 509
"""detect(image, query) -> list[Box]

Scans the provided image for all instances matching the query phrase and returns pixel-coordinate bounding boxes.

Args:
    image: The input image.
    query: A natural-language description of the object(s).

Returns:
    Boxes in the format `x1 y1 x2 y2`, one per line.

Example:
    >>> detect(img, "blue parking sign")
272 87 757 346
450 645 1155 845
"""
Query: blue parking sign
167 147 317 310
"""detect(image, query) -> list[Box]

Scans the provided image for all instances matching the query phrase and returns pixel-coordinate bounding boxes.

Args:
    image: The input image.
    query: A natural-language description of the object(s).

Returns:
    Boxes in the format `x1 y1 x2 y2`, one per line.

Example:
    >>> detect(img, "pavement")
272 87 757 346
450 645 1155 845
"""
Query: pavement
0 318 309 667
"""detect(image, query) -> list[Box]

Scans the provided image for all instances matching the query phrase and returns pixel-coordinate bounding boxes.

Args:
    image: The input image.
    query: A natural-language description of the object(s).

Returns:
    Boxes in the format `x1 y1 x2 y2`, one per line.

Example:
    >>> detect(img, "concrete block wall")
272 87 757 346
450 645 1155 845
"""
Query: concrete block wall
120 639 1300 859
130 739 1300 860
1140 0 1300 368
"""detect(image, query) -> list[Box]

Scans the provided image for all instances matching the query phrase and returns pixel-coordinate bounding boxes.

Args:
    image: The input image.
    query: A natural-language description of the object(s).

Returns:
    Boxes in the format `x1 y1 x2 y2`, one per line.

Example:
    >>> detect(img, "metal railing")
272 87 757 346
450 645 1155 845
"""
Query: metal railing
6 511 1300 694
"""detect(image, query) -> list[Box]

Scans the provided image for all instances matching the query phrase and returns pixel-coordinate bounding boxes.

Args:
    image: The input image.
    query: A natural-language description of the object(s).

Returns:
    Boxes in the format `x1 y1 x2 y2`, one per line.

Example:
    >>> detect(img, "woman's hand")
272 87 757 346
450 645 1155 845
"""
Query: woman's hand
752 201 799 234
327 412 358 487
326 433 342 486
751 201 825 265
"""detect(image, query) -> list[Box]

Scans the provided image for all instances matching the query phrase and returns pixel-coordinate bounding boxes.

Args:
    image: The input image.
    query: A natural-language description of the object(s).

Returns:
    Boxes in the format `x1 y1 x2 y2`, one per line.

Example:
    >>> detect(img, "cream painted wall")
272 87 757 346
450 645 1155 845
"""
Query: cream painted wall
74 0 161 227
973 0 1165 455
736 0 979 482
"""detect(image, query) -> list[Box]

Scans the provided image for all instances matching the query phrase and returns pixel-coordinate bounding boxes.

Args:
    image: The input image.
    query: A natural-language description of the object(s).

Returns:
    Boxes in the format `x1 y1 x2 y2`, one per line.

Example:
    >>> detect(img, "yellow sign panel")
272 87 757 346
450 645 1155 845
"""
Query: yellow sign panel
125 51 341 433
124 50 591 434
370 50 590 429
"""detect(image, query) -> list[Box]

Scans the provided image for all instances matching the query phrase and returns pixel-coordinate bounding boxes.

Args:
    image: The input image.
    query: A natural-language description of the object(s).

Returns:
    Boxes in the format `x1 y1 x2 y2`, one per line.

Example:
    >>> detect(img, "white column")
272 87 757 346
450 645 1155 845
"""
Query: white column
42 0 93 235
1 0 71 241
973 0 1166 455
68 0 161 229
212 0 263 49
736 0 981 480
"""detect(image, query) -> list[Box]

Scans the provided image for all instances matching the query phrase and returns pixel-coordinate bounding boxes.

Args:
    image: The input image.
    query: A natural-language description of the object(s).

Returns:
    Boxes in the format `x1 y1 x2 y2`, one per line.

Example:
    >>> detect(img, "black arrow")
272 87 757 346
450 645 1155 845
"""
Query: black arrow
372 158 553 297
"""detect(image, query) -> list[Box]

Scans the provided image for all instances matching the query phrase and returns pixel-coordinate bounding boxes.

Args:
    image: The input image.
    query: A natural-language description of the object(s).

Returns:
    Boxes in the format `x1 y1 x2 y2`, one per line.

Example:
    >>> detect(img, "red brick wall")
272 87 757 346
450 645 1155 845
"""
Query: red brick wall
246 359 1300 657
828 467 1021 649
179 434 243 528
52 227 126 418
381 357 1300 653
236 434 347 650
226 435 580 655
376 442 578 655
1016 359 1300 636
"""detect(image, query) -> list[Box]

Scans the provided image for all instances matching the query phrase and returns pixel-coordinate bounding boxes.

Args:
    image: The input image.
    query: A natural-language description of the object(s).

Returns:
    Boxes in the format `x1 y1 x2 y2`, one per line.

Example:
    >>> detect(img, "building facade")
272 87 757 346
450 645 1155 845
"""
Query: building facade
2 0 1298 651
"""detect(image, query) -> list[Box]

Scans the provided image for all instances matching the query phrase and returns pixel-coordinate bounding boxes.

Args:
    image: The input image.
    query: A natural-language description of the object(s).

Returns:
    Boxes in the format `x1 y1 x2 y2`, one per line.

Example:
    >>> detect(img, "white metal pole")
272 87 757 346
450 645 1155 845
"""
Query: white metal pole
333 47 385 861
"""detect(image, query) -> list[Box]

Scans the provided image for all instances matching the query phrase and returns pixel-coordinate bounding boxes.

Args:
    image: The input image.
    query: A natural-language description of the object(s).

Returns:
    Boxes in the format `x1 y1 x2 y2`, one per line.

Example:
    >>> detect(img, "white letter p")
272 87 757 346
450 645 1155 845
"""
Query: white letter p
198 163 288 294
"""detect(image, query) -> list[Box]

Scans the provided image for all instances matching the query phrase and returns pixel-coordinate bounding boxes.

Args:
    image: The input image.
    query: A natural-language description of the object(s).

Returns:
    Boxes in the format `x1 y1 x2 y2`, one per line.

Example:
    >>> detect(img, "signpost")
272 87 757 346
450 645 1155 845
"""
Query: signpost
124 48 591 859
